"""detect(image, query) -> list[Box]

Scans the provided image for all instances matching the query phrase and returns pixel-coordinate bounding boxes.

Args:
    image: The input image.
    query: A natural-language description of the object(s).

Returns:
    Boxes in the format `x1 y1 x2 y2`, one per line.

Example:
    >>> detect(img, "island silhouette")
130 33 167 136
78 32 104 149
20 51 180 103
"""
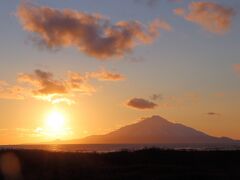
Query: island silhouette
63 115 238 144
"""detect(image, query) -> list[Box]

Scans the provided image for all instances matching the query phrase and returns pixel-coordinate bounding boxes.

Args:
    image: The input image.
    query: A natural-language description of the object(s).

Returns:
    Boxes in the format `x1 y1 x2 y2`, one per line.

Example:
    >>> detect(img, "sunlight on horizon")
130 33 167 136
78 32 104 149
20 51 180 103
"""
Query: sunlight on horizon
0 0 240 145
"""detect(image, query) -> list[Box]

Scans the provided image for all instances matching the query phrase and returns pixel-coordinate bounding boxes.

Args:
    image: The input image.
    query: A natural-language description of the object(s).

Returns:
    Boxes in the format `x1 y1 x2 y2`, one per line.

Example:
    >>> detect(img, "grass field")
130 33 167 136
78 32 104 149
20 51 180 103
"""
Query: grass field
0 148 240 180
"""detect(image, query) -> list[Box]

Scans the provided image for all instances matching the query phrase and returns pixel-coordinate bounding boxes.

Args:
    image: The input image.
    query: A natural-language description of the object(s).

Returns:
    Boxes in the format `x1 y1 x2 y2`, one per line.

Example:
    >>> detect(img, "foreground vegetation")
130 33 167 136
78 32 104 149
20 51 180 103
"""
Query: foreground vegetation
0 148 240 180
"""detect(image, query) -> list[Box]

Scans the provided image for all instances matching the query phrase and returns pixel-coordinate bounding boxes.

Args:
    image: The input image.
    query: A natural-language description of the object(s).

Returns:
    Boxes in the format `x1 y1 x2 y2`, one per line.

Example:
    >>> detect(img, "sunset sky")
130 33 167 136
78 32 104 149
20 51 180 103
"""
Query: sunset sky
0 0 240 144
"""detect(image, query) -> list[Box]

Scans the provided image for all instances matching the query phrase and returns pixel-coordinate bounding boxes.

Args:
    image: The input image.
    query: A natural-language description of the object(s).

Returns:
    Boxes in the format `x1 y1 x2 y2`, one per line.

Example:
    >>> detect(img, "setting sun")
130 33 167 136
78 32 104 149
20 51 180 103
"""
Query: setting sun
45 110 67 139
46 111 65 131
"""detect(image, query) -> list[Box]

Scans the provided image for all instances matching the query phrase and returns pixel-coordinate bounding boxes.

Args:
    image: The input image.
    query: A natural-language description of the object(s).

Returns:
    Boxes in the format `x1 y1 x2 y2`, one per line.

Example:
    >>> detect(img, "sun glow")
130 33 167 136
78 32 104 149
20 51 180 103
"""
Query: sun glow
44 110 69 139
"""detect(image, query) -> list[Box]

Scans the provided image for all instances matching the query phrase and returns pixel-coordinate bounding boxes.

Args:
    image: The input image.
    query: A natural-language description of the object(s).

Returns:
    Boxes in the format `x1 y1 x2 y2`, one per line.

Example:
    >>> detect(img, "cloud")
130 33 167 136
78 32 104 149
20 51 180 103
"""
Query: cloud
234 64 240 74
67 71 95 93
0 81 26 100
126 92 200 110
173 8 185 16
214 92 225 98
17 69 92 104
127 56 145 63
174 2 235 34
1 69 124 104
17 3 171 59
206 112 220 116
87 69 125 81
151 92 200 108
169 0 182 2
149 93 163 101
0 127 73 140
127 98 158 109
18 69 68 96
134 0 182 7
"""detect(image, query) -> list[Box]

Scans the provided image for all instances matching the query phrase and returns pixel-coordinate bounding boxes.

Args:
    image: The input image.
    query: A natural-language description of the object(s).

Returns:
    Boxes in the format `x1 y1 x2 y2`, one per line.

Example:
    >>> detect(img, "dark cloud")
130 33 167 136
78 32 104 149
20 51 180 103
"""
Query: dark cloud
174 2 235 34
207 112 220 116
17 3 171 59
127 98 158 109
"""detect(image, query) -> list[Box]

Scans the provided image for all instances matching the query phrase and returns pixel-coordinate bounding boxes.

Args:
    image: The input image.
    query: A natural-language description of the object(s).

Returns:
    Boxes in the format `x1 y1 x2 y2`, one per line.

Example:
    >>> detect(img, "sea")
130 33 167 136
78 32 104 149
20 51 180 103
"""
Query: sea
1 143 240 153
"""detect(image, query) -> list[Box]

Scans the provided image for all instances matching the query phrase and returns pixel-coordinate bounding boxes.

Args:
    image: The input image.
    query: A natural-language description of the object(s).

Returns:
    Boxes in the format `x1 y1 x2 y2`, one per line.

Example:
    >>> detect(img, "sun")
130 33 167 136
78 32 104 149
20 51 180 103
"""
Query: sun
45 110 67 138
46 111 65 131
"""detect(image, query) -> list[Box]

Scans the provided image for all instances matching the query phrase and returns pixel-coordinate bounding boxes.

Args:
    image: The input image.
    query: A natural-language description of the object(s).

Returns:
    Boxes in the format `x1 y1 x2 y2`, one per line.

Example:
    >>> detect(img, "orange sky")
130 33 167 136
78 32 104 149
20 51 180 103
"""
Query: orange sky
0 0 240 144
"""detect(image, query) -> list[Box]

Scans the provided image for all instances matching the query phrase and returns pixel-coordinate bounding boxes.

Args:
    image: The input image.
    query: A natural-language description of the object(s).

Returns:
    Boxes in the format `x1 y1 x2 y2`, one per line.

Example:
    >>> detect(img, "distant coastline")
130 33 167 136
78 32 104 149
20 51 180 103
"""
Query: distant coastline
1 143 240 153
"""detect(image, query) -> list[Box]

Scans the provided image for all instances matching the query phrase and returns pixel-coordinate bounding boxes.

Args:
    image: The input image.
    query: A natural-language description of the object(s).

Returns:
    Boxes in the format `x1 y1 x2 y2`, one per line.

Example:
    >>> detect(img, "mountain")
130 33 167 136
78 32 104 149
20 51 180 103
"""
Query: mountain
67 115 238 144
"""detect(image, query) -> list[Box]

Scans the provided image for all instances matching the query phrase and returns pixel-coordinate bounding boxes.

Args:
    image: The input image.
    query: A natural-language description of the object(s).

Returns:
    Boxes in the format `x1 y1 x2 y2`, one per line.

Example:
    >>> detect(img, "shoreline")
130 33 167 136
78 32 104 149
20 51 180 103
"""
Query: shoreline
1 143 240 153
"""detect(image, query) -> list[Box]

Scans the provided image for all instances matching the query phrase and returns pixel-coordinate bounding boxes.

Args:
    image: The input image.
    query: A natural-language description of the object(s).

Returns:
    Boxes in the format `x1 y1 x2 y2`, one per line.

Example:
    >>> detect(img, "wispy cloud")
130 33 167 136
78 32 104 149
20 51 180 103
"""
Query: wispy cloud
214 92 225 98
150 92 200 108
126 98 158 110
0 81 26 100
134 0 183 7
127 56 145 63
168 0 183 3
206 112 220 116
17 3 171 59
174 2 235 34
0 69 124 104
0 127 73 140
149 93 163 101
87 69 125 81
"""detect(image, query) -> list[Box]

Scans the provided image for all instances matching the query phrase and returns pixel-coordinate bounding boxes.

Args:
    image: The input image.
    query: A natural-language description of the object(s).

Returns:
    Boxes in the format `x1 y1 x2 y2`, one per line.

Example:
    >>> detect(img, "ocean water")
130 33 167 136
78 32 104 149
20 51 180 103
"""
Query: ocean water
1 143 240 152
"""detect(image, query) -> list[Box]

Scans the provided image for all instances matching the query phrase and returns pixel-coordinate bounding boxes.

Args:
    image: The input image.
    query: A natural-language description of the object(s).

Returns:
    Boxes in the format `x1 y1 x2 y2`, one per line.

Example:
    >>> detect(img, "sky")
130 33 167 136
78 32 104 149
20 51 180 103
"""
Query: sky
0 0 240 144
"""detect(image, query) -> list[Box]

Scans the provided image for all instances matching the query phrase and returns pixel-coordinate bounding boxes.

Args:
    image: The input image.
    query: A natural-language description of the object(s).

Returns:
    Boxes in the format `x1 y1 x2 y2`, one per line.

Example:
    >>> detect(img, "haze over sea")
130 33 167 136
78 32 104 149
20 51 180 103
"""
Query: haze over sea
1 144 240 153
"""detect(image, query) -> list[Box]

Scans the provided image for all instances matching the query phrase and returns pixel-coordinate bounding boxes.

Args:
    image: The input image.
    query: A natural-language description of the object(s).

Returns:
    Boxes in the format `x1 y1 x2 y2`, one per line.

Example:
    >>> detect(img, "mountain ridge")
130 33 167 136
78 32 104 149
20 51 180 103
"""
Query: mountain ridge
65 115 239 144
